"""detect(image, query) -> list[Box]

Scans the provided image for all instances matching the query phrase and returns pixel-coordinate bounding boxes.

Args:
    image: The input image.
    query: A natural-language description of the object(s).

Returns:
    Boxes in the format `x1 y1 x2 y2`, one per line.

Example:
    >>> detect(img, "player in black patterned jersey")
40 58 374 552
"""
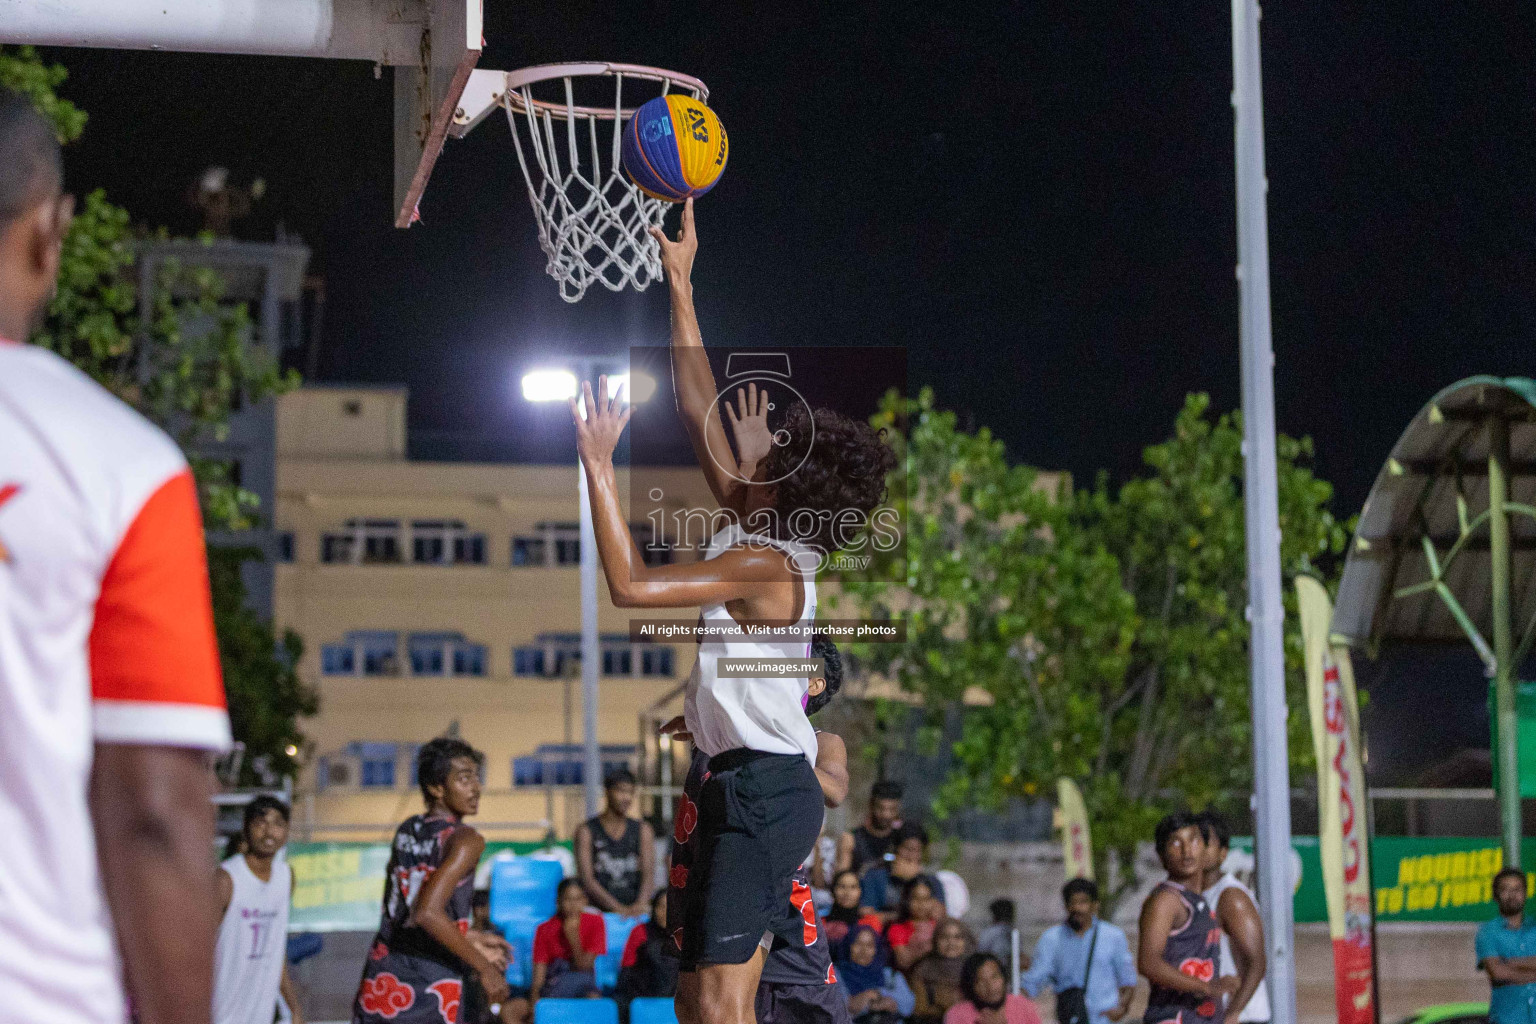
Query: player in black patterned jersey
354 738 513 1024
1139 811 1238 1024
665 636 852 1024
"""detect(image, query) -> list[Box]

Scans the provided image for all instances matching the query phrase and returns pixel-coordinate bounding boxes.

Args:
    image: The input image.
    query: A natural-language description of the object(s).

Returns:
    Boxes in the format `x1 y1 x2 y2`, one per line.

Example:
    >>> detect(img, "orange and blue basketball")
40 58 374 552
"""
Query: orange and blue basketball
622 94 728 202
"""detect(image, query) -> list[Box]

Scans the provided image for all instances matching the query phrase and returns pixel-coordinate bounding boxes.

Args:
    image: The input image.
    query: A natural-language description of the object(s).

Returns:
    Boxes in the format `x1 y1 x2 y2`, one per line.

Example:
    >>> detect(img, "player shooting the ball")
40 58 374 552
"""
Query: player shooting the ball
567 197 892 1024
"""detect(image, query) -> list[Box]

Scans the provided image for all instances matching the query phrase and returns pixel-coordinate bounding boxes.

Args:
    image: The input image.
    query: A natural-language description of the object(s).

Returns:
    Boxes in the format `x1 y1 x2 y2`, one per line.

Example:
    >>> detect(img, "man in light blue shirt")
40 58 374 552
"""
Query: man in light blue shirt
1477 866 1536 1024
1021 879 1137 1024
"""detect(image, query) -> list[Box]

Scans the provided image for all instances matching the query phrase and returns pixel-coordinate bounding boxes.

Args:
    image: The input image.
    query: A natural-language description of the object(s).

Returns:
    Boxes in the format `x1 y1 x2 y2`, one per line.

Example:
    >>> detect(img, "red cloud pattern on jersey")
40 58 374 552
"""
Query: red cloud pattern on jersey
790 880 818 946
427 979 462 1024
359 972 415 1018
674 796 698 845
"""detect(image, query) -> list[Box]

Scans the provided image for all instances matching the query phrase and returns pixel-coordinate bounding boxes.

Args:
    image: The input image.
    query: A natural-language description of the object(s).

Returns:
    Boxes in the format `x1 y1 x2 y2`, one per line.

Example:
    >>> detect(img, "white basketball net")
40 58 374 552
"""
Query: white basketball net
500 67 708 303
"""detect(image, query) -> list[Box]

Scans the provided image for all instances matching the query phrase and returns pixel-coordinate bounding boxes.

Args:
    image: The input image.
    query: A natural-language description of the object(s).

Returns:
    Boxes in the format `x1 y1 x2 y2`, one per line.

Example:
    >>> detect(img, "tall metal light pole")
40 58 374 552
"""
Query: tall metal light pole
1231 1 1297 1022
523 363 652 822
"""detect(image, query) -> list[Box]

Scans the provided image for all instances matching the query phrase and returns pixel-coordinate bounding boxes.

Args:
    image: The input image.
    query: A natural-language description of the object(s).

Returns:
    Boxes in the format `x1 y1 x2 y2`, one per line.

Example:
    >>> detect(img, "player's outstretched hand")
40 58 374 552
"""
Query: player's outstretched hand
648 197 697 283
571 376 632 467
724 382 774 471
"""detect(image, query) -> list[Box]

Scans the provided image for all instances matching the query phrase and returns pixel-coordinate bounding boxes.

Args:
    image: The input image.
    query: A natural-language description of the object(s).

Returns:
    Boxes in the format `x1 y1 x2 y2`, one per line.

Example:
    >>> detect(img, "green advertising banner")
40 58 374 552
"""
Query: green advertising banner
1233 836 1523 925
1370 837 1513 922
289 843 394 932
287 840 565 932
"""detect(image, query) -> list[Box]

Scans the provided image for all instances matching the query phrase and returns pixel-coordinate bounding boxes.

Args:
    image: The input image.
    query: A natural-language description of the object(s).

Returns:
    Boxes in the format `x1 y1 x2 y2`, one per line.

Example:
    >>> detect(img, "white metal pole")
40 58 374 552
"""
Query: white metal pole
1231 1 1297 1023
579 456 603 822
1010 929 1021 995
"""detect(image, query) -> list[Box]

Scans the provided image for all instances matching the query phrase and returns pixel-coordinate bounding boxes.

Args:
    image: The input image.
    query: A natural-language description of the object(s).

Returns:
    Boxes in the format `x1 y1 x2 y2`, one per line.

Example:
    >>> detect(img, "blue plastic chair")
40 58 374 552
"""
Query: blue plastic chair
490 858 564 989
503 919 538 989
489 857 565 929
629 998 678 1024
535 998 620 1024
595 913 644 991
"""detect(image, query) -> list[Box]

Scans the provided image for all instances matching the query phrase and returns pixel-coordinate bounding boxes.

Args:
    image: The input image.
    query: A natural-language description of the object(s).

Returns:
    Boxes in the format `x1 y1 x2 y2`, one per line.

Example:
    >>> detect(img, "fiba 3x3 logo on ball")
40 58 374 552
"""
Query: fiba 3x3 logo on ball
622 94 729 201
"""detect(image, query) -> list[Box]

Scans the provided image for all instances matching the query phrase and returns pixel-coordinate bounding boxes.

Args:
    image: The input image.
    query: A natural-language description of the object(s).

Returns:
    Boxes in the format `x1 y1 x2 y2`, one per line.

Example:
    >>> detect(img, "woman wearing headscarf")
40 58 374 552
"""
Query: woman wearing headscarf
836 924 916 1024
826 869 878 948
909 918 975 1024
944 953 1041 1024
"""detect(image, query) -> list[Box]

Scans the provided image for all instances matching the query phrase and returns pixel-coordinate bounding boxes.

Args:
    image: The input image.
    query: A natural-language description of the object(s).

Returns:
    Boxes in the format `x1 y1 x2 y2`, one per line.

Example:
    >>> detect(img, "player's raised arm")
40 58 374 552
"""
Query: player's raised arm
649 200 753 514
571 376 790 611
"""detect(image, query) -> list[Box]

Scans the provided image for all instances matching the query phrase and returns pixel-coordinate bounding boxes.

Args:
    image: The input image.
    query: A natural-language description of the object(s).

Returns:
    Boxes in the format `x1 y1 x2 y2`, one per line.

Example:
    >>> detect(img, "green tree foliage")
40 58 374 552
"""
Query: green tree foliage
211 548 317 782
3 47 314 782
843 390 1348 900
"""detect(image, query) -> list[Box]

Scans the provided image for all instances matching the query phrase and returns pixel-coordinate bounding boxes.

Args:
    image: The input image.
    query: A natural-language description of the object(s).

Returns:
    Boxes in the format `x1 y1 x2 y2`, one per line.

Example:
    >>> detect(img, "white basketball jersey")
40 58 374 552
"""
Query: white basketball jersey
685 525 819 762
0 341 229 1024
214 854 293 1024
1205 872 1272 1022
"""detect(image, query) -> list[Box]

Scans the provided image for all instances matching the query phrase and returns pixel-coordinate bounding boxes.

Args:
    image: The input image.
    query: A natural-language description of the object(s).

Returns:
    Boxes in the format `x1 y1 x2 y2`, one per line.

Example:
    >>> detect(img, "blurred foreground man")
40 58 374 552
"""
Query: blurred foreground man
0 89 231 1024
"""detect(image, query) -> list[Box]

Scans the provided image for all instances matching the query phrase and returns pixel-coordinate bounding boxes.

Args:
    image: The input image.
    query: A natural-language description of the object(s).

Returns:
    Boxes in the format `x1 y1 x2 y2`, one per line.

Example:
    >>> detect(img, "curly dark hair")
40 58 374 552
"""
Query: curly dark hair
805 633 843 716
750 404 896 556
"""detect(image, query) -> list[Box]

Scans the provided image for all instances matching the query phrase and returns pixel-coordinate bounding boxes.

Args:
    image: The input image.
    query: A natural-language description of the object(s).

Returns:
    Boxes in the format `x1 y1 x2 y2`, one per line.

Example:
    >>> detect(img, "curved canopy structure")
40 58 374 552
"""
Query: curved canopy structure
1332 375 1536 858
1334 376 1536 656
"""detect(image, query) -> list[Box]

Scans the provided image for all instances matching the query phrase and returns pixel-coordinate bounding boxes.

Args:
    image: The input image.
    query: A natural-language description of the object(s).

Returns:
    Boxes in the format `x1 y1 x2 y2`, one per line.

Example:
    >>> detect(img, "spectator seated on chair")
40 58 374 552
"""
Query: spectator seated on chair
943 954 1040 1024
836 924 915 1024
861 824 944 922
909 919 976 1024
886 878 946 974
618 890 678 1001
532 879 607 1000
826 870 883 950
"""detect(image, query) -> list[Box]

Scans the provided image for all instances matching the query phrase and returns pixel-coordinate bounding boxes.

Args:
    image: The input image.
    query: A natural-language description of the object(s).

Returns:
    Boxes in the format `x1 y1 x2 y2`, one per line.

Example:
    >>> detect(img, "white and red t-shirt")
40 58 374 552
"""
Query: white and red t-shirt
0 341 230 1024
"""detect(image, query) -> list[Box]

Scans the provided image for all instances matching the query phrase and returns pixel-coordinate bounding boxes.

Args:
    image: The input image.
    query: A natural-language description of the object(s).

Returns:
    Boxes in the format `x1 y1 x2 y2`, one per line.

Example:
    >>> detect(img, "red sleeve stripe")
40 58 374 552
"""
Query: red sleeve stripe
93 700 232 750
89 469 227 714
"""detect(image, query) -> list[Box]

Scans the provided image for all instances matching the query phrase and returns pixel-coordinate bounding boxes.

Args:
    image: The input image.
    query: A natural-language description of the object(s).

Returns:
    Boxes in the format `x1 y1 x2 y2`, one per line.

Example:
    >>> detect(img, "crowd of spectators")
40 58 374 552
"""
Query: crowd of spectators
461 777 1273 1024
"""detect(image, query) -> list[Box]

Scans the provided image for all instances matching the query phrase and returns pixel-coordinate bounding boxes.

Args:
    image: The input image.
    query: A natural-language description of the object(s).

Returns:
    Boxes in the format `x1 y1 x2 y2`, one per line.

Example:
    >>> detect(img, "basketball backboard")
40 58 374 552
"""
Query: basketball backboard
0 0 480 228
393 0 483 227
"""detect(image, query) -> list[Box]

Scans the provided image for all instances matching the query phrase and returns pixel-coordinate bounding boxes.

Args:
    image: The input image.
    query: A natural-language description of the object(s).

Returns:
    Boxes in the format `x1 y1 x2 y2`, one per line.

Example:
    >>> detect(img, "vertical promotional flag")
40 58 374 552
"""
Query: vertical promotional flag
1057 778 1094 881
1297 576 1377 1024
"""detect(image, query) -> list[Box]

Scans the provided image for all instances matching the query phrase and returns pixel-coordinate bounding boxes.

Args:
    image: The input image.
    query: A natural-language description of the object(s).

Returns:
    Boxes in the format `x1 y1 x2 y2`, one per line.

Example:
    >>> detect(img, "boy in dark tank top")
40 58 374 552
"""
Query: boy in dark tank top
576 767 655 918
1138 811 1239 1024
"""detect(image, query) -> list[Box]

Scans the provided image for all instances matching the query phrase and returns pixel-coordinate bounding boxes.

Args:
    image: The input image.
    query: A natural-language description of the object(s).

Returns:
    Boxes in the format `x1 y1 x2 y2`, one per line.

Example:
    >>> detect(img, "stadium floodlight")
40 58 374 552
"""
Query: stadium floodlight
521 369 578 403
520 358 653 819
522 369 654 410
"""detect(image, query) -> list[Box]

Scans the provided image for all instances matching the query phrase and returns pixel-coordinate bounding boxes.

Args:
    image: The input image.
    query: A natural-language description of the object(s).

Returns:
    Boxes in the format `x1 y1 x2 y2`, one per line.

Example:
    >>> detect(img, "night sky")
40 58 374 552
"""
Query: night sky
35 2 1536 779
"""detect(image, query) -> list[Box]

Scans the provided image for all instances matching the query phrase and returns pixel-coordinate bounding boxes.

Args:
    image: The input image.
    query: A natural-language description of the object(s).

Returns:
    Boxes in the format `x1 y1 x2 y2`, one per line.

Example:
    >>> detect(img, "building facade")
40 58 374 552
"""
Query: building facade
138 236 313 617
275 386 712 840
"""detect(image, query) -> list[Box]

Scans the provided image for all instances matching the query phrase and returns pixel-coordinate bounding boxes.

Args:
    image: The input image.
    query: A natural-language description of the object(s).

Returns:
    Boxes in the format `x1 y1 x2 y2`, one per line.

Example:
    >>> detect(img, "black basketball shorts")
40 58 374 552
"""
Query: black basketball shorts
755 979 854 1024
677 748 822 968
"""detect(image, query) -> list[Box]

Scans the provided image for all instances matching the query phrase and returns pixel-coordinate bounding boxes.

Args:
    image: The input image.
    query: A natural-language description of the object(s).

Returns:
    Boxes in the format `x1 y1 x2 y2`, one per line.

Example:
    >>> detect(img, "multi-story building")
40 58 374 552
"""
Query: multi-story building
274 386 713 840
137 235 314 616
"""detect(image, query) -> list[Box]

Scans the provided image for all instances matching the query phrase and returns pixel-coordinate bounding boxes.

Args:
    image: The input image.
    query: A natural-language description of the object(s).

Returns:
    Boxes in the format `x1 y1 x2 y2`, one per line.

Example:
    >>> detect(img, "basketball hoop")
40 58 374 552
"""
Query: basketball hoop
454 62 708 302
